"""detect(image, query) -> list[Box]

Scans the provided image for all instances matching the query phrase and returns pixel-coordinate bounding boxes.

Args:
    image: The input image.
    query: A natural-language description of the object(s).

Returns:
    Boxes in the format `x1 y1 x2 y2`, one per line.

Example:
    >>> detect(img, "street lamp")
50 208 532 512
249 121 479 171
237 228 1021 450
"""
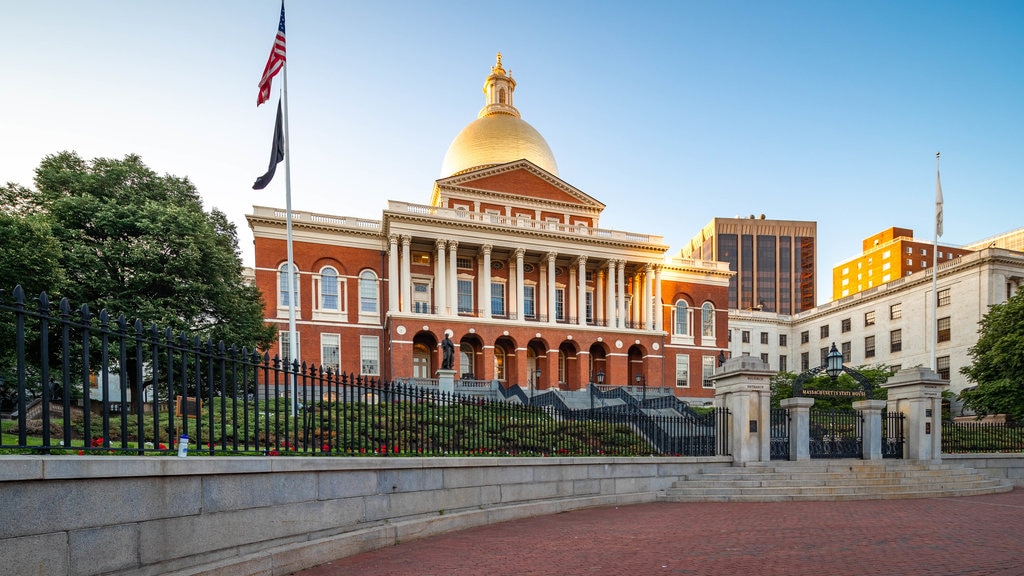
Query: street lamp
596 371 605 386
636 374 646 401
825 342 843 382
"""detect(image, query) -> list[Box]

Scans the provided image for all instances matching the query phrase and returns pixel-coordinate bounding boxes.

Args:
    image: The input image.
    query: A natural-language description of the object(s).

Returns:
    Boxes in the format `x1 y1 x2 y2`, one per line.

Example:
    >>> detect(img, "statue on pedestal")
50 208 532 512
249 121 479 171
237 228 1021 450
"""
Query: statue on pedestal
441 330 455 370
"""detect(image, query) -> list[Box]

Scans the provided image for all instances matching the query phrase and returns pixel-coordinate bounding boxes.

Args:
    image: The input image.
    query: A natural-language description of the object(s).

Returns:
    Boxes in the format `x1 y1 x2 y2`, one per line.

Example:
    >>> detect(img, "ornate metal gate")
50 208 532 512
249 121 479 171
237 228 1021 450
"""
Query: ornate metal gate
809 408 863 459
770 407 790 460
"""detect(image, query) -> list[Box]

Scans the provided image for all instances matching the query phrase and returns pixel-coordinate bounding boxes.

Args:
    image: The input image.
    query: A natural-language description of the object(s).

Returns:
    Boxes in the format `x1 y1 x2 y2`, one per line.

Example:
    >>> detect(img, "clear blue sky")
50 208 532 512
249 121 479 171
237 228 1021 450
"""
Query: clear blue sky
5 1 1022 305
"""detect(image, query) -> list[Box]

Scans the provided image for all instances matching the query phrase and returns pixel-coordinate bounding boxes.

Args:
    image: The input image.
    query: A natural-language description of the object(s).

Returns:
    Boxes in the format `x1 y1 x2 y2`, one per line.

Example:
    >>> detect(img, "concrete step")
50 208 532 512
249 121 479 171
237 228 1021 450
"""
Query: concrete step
661 460 1014 502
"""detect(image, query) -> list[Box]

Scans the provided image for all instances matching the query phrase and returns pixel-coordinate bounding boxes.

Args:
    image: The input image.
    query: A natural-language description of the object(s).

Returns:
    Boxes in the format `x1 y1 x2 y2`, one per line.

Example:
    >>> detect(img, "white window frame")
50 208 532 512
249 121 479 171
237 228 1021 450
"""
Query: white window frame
491 280 506 317
701 302 715 339
313 266 345 321
279 330 300 364
358 270 379 319
277 263 300 318
457 276 474 314
360 335 379 376
675 355 690 388
702 355 716 388
321 333 340 374
523 284 536 319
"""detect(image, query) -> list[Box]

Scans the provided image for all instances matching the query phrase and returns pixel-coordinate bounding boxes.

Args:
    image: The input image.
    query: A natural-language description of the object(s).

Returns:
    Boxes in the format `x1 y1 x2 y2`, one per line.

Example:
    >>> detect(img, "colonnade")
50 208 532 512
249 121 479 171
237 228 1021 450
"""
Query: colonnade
387 234 664 330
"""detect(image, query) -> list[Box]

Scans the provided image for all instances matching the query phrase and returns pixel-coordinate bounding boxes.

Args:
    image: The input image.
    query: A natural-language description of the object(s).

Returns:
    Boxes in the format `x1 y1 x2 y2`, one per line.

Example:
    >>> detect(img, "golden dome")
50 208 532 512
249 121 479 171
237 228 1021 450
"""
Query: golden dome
440 54 558 177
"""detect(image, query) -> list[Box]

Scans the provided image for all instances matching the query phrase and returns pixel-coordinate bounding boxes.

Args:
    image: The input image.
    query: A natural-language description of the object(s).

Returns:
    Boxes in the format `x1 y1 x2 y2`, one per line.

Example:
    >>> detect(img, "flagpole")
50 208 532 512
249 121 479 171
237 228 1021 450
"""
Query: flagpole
281 15 297 417
931 151 940 372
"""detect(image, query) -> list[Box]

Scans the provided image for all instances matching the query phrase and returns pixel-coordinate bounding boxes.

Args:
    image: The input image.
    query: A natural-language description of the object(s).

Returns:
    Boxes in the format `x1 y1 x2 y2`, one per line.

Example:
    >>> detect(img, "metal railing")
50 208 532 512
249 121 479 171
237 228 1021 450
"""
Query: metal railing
1 286 730 457
942 419 1024 453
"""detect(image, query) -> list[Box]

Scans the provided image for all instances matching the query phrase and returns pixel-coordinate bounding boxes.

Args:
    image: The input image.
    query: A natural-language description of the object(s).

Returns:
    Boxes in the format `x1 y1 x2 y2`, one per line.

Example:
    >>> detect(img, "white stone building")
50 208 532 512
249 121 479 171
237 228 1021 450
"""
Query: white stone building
727 247 1024 397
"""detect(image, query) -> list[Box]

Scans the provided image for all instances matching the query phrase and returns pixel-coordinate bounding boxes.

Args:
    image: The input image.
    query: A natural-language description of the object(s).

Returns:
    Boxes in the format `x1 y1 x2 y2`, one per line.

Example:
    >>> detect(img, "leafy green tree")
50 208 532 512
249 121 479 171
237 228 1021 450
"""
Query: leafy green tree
959 289 1024 422
4 152 275 351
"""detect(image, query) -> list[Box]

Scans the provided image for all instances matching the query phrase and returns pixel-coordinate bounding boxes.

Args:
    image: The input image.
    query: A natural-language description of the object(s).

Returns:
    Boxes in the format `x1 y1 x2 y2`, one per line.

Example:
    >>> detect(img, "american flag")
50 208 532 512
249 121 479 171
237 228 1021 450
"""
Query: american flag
257 2 286 106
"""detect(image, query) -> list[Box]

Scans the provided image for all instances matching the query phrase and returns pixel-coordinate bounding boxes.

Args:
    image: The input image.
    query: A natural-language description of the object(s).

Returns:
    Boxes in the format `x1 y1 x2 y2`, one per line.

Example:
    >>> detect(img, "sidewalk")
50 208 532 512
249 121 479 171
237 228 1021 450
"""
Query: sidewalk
291 489 1024 576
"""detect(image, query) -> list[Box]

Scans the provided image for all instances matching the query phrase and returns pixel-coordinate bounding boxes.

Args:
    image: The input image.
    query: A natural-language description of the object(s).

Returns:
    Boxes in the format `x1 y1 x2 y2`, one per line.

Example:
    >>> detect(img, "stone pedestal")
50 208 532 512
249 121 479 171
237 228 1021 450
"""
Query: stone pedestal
437 369 455 396
780 397 815 461
853 399 887 460
882 367 948 461
712 356 775 464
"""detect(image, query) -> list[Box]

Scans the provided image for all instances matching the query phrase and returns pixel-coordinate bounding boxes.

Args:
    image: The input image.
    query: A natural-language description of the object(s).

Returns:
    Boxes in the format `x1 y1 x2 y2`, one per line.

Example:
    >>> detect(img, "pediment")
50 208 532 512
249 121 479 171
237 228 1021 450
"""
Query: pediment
436 160 605 209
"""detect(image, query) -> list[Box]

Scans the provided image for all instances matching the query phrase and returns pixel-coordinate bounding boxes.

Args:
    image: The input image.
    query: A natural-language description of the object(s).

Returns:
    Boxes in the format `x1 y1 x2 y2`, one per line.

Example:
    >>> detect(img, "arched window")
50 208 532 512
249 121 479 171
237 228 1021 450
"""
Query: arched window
499 88 506 104
319 266 339 310
359 270 378 313
460 342 474 378
278 263 299 308
494 347 506 381
674 300 689 335
702 302 716 338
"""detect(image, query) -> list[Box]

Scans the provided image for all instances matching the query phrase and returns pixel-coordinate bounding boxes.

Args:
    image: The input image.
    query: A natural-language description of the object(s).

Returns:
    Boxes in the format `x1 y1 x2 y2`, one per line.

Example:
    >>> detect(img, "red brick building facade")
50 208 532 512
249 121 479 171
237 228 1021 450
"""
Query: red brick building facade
247 56 732 403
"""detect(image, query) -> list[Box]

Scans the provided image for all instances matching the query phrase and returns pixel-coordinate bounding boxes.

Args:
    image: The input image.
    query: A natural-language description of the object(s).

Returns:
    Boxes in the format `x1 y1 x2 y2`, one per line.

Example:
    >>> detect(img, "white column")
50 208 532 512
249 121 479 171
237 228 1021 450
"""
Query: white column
654 265 663 331
616 260 626 329
626 270 634 325
539 259 547 321
596 269 605 327
387 234 399 312
481 244 492 319
435 239 447 316
577 255 588 326
606 260 616 328
568 266 577 324
515 248 525 321
400 235 412 313
546 251 557 325
643 264 653 330
448 240 459 315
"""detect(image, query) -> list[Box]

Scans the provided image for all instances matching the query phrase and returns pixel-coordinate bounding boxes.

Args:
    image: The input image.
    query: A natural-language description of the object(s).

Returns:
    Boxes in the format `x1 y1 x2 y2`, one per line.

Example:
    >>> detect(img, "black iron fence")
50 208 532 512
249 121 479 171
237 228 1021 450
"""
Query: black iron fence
1 286 729 457
770 407 790 460
942 419 1024 453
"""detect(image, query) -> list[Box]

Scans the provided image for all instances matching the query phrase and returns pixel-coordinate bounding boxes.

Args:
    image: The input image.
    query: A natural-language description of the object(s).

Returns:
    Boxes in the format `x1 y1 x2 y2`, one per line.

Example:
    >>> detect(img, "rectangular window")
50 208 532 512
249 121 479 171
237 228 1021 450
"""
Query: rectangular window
760 332 769 345
841 318 851 333
800 352 809 372
360 335 379 376
890 329 902 353
779 334 788 347
938 288 950 307
800 331 809 344
760 353 769 364
865 310 876 326
820 325 829 339
742 330 750 343
820 347 829 367
675 355 689 388
890 303 902 320
779 355 788 373
937 356 950 380
457 279 473 313
413 282 430 314
524 285 536 318
456 257 472 269
555 288 565 321
841 341 851 363
586 290 594 323
937 316 951 343
321 333 340 374
491 282 505 316
865 335 876 358
279 330 300 363
702 356 716 388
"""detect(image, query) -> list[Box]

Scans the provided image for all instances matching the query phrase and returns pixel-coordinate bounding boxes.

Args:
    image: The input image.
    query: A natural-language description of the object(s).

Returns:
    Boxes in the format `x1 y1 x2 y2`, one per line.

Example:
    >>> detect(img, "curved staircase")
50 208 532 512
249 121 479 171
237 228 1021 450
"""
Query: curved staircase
662 460 1014 502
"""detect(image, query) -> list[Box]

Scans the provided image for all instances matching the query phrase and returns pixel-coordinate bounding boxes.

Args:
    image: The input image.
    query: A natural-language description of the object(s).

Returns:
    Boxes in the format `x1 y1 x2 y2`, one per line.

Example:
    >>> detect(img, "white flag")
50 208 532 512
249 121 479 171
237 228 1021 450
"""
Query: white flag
936 164 943 237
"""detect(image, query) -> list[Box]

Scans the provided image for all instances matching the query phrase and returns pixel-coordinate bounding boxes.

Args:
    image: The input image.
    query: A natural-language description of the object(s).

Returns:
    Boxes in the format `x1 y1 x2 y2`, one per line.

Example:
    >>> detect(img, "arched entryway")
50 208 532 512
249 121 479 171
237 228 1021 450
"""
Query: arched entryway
557 341 580 390
588 342 609 386
458 333 484 380
627 344 647 388
494 335 517 387
412 332 439 379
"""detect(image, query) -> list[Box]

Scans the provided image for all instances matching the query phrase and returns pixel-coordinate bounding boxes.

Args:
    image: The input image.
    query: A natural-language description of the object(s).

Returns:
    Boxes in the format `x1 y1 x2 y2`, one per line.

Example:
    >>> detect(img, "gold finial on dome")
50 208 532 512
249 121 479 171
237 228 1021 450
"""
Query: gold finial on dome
491 52 505 75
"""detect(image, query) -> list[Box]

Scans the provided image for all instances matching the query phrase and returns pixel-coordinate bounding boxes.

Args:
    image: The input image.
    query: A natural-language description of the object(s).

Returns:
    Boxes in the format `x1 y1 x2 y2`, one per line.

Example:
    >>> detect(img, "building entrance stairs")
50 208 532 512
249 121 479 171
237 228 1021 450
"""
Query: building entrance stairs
661 460 1013 502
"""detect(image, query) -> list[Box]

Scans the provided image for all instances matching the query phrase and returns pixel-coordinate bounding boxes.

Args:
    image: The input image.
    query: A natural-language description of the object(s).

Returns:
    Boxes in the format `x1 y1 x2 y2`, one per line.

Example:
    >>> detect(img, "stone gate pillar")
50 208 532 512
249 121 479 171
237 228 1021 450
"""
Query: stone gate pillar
853 399 887 460
712 356 774 464
882 367 948 461
779 397 814 461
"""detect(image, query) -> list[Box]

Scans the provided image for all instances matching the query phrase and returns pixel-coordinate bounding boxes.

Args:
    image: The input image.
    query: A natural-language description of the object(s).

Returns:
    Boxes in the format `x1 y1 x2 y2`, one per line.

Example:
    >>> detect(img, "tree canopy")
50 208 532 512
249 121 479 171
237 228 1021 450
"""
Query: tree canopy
2 151 275 351
959 288 1024 421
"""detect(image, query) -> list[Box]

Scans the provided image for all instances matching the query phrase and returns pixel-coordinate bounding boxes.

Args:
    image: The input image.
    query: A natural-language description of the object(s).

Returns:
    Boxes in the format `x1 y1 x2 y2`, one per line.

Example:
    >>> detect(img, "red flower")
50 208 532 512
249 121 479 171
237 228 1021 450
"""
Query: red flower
268 449 280 456
393 446 399 453
158 443 168 450
77 450 84 455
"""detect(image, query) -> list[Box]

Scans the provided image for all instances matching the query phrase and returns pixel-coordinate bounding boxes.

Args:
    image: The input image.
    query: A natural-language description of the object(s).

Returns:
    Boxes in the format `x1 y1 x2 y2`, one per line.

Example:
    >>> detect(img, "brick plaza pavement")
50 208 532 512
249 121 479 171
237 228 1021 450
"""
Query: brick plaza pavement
292 489 1024 576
